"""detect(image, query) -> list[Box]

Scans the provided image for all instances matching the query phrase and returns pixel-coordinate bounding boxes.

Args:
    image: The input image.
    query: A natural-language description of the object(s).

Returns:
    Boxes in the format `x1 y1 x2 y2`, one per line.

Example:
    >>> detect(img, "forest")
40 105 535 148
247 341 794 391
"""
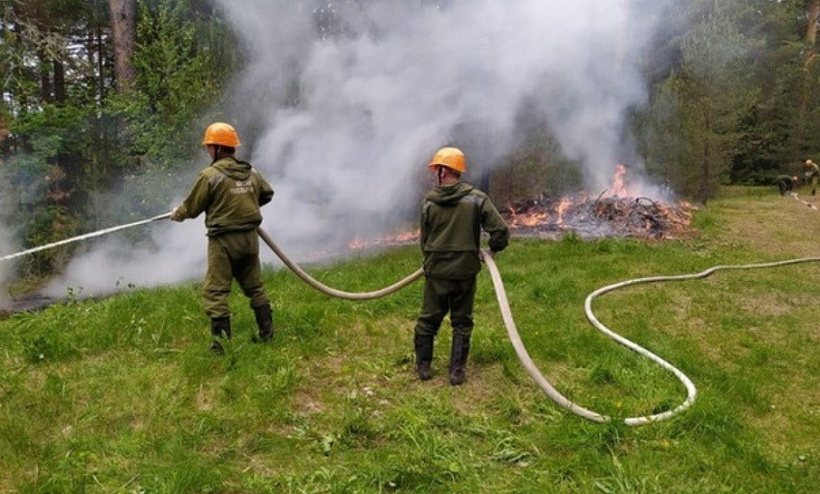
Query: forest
3 0 820 279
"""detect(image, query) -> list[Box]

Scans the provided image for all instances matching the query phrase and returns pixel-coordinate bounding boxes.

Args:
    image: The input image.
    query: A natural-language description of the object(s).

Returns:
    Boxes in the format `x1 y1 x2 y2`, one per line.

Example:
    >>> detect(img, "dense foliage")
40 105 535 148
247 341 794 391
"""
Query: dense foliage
0 0 237 275
633 0 820 199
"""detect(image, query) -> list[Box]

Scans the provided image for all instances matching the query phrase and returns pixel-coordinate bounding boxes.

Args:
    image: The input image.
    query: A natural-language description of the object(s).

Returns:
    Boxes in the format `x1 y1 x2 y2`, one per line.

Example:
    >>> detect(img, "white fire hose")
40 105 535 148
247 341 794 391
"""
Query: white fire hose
257 228 423 300
0 213 171 263
259 228 688 425
258 229 820 426
578 256 820 424
6 215 818 426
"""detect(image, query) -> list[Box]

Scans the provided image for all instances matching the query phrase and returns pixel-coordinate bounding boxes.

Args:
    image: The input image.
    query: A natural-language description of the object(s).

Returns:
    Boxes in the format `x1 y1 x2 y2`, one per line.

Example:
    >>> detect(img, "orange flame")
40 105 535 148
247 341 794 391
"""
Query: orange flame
611 162 629 197
347 229 419 250
556 197 572 225
347 237 368 250
508 207 549 227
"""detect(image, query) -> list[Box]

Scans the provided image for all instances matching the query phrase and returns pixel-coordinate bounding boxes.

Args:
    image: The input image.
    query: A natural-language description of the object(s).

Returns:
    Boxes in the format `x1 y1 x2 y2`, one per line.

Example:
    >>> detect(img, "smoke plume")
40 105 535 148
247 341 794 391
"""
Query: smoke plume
0 181 17 305
0 228 12 306
225 0 672 243
38 0 672 297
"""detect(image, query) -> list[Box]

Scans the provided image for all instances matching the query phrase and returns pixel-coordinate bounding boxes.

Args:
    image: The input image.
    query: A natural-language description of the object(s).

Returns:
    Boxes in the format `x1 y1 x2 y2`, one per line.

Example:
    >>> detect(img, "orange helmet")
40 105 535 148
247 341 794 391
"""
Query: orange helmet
202 122 241 147
427 147 466 173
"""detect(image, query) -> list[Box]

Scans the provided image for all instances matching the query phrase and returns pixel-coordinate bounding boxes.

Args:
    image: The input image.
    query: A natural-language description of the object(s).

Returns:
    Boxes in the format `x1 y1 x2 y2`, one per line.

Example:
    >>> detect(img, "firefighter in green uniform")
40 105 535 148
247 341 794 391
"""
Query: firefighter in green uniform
170 122 275 354
414 147 510 385
804 159 819 195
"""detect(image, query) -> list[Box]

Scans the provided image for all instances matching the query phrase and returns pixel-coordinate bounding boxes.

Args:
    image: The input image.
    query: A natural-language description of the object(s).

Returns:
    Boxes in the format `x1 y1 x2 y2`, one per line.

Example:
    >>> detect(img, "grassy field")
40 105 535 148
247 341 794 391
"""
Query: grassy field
1 186 819 493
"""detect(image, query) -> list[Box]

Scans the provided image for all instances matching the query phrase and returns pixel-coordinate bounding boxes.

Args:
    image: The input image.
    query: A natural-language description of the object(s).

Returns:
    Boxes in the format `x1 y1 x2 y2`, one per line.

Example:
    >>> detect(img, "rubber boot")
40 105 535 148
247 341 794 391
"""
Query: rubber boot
252 304 274 343
414 334 434 381
209 317 231 355
449 334 471 386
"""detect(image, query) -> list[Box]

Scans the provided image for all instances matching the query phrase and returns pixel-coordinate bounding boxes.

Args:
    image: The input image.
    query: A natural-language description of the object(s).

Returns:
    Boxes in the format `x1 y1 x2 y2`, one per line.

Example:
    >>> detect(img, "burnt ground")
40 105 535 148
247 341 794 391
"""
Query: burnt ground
0 294 56 317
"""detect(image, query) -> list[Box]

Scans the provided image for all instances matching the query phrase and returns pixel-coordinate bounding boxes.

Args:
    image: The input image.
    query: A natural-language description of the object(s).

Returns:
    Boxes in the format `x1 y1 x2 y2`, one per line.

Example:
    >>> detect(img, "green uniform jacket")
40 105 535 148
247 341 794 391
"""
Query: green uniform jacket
420 182 510 279
806 162 820 179
176 157 274 236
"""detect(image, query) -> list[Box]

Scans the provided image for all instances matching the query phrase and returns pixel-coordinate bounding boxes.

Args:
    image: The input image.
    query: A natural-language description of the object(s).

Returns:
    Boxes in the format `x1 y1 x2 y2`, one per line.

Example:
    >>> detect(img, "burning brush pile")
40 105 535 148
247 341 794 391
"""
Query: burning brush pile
505 193 693 241
346 165 694 250
348 163 693 249
506 164 693 240
348 191 693 251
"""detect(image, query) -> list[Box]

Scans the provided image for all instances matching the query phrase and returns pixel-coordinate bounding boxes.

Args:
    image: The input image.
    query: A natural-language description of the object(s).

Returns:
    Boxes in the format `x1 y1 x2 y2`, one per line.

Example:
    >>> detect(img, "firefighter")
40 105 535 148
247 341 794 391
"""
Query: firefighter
414 147 510 385
804 159 819 195
170 122 275 354
776 175 799 195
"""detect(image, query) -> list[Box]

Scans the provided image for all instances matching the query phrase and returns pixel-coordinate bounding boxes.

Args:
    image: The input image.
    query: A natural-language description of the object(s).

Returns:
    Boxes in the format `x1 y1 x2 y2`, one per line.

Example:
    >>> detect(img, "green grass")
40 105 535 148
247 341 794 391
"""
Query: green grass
1 186 819 493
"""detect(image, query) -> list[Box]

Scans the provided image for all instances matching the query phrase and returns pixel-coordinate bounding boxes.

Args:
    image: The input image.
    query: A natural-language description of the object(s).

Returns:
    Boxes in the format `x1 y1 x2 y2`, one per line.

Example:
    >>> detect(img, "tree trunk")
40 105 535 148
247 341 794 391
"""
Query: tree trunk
92 24 111 181
808 1 819 46
96 24 107 103
798 1 820 156
53 60 65 104
108 0 137 94
38 51 52 103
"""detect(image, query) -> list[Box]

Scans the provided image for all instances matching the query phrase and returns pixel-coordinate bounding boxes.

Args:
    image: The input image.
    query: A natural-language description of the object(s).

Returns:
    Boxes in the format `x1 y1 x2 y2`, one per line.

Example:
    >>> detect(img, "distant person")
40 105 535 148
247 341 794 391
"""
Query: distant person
170 122 275 354
776 175 799 195
804 159 819 195
414 147 510 385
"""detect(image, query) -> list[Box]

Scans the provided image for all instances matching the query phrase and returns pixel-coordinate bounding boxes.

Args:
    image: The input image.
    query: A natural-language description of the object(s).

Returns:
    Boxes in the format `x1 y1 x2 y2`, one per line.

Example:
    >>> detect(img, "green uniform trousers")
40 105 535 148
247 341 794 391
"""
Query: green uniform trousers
414 276 477 338
202 230 270 319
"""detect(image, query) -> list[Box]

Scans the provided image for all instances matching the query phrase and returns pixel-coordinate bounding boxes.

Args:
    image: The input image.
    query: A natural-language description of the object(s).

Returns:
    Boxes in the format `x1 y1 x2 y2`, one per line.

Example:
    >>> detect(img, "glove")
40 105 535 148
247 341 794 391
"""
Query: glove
170 207 185 222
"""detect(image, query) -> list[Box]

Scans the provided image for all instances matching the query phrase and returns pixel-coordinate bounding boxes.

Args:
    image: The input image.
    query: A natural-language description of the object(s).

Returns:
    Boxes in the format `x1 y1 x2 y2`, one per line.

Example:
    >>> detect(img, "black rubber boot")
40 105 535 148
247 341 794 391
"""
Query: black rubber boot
210 317 231 355
252 304 274 342
449 334 471 386
414 334 434 381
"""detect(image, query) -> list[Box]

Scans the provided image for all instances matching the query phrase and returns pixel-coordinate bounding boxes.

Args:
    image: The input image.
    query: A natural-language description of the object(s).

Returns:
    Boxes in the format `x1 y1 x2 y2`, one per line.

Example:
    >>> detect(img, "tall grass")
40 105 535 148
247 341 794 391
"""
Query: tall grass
1 187 819 493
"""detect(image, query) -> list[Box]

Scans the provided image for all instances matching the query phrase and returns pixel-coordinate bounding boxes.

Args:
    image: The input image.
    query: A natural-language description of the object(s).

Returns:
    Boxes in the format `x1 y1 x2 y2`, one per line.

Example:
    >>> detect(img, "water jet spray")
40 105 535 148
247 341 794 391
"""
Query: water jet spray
0 213 172 263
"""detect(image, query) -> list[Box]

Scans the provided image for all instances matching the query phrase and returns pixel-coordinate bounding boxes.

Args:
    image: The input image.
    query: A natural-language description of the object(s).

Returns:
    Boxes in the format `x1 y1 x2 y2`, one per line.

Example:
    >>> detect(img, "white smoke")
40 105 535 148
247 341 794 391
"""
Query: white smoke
226 0 672 243
41 0 672 297
0 179 17 306
42 220 206 299
0 226 12 306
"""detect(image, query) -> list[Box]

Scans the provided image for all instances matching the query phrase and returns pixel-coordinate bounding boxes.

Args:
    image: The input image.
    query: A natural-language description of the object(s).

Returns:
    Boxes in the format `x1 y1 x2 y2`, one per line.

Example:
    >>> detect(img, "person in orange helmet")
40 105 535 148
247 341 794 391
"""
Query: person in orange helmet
413 146 509 385
170 122 275 354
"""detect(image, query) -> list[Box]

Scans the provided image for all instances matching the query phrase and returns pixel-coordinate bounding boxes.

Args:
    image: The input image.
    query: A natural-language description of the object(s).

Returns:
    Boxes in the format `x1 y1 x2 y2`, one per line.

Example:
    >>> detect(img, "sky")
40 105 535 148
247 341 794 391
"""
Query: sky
2 0 675 301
